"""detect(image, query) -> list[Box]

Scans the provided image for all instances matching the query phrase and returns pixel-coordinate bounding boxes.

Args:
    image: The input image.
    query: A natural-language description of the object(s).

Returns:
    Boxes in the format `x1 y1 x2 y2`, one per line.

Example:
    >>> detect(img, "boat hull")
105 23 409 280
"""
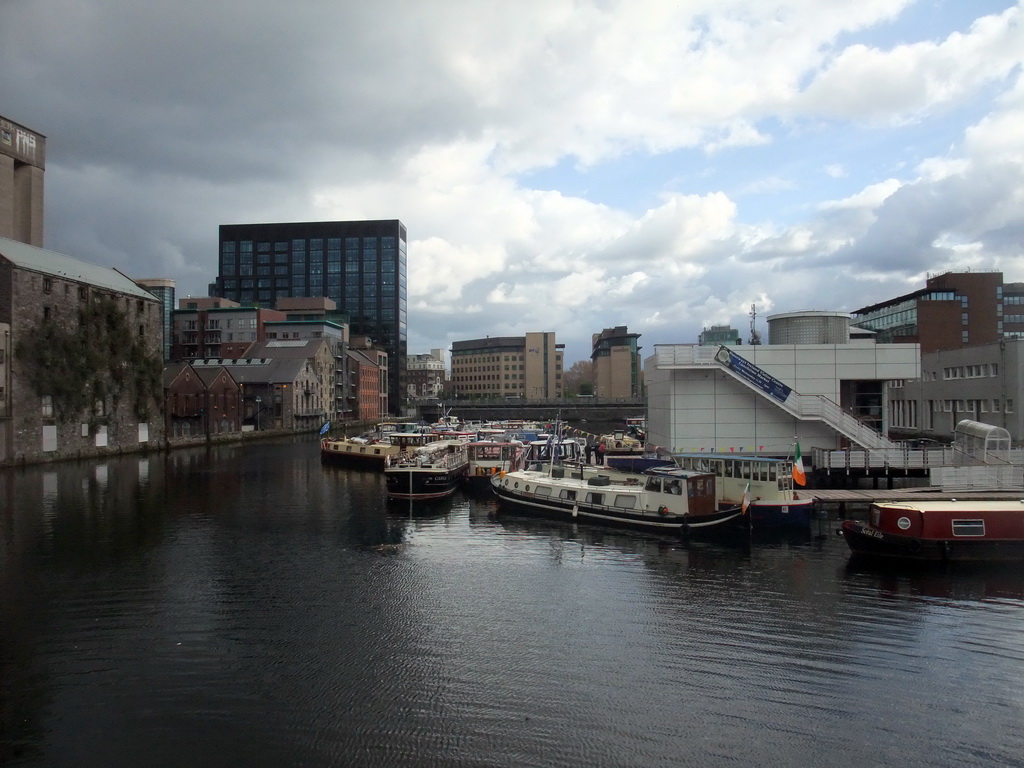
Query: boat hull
838 520 1024 562
746 499 816 530
385 466 467 500
491 479 746 536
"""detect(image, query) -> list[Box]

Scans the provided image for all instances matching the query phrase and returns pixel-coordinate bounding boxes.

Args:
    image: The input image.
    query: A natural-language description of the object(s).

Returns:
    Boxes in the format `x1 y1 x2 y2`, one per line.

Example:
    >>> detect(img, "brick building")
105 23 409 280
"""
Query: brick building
851 271 1022 353
0 237 165 465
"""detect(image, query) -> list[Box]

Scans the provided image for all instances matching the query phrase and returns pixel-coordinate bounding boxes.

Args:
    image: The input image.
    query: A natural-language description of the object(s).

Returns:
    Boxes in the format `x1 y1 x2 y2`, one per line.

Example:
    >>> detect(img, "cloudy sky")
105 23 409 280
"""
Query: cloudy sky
3 0 1023 364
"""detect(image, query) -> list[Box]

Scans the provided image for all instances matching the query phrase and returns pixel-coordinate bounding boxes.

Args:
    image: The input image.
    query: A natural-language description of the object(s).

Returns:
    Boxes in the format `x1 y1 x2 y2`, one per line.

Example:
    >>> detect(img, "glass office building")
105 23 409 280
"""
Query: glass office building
212 220 407 414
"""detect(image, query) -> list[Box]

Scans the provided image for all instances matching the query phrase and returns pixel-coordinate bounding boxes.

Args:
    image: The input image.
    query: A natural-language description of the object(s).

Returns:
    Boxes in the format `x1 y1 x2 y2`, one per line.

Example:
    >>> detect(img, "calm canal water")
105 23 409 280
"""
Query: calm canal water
3 435 1024 768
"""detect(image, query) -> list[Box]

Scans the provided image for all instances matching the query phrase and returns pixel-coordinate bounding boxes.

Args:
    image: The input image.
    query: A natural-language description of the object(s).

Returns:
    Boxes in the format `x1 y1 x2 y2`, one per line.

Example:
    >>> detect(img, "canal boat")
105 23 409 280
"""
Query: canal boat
672 453 815 530
838 500 1024 562
491 462 746 536
321 427 442 469
384 439 470 500
465 439 527 489
598 430 645 458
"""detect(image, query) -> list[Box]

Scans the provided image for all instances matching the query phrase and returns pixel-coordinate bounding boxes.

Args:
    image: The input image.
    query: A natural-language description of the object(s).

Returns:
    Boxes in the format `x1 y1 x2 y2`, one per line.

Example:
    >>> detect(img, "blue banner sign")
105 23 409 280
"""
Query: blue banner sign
714 347 792 403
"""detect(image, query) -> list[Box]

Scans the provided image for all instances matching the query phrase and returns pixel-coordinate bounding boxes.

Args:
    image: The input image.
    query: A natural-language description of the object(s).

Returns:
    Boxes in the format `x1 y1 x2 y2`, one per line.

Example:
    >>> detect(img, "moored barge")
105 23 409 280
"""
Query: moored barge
838 499 1024 562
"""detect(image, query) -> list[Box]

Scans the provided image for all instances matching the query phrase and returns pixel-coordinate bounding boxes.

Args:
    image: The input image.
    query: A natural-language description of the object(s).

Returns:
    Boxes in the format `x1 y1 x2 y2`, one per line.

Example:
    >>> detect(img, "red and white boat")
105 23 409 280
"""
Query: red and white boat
838 499 1024 562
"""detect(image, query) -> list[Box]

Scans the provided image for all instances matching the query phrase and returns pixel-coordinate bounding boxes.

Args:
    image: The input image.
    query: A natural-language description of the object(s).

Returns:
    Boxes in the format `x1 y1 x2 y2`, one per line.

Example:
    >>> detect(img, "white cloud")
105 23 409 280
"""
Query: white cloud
2 0 1024 364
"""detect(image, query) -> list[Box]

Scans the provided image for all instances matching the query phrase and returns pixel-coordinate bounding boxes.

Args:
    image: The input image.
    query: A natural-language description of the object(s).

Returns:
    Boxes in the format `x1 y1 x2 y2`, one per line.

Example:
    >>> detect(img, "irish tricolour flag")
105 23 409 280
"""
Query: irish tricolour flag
792 442 807 487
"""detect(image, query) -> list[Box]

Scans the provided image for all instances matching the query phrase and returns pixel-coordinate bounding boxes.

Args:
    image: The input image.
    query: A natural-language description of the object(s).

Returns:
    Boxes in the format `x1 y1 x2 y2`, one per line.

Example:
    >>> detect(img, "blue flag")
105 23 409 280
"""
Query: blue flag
319 421 331 436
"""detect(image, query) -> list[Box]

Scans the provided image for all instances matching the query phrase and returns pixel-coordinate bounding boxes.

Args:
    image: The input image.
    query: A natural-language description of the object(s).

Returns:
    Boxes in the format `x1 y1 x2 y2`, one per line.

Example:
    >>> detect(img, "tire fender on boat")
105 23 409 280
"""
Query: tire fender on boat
572 505 579 518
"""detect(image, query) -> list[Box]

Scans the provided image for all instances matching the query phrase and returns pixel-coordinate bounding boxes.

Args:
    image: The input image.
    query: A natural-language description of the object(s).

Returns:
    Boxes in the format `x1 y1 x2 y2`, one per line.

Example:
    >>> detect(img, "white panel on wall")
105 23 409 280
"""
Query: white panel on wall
42 425 57 452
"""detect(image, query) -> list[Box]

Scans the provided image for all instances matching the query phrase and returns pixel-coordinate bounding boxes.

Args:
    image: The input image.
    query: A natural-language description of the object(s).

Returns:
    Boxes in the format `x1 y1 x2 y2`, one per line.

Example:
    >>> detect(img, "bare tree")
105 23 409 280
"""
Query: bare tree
563 359 595 396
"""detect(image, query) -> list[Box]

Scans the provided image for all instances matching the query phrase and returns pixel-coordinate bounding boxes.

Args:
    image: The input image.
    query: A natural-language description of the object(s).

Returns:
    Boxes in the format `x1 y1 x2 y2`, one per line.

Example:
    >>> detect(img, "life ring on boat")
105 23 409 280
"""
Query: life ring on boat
658 506 669 516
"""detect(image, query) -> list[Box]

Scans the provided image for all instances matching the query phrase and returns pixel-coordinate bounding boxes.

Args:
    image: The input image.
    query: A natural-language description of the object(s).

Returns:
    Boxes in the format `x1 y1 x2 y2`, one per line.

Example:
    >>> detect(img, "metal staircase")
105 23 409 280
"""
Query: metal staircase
655 345 902 451
713 347 901 450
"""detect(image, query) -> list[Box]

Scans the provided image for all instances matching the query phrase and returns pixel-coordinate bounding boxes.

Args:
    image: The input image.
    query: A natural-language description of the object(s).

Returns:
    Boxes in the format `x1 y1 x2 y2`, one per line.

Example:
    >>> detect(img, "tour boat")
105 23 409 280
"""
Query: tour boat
838 499 1024 562
384 439 470 500
490 462 746 536
672 453 815 529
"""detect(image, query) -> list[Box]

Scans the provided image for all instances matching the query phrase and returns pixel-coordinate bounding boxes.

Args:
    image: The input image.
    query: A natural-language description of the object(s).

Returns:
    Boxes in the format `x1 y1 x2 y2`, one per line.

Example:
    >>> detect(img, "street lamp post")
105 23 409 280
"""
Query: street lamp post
255 397 262 431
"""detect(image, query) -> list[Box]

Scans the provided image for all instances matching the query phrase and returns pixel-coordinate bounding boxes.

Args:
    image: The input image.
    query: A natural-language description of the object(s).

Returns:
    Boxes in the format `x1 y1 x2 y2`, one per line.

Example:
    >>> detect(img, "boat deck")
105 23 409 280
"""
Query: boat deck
810 486 1024 513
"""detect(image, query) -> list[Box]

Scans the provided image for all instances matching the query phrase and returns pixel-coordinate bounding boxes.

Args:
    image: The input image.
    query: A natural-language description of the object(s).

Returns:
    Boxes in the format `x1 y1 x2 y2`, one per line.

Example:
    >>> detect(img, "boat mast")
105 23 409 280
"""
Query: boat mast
549 412 562 472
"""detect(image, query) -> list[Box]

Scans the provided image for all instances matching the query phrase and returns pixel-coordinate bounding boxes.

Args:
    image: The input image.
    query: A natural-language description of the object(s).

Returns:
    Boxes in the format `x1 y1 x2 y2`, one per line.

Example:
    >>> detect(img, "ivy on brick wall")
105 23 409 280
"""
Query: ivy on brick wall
15 295 164 423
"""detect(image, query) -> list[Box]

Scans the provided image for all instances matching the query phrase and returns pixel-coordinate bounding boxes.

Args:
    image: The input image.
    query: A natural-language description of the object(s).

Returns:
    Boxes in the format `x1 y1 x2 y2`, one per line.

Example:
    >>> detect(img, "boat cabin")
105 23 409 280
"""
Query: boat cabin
525 438 585 467
869 500 1024 541
643 468 717 517
673 453 798 504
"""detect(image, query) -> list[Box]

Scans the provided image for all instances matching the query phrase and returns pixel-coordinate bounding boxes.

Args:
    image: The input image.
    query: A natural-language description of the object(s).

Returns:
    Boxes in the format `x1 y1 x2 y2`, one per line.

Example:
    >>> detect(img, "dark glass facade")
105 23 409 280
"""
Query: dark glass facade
212 220 407 414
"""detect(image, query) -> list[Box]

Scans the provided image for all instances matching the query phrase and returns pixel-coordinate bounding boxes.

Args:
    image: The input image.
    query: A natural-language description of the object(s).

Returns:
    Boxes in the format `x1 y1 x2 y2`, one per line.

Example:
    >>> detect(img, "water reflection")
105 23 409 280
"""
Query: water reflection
843 558 1024 602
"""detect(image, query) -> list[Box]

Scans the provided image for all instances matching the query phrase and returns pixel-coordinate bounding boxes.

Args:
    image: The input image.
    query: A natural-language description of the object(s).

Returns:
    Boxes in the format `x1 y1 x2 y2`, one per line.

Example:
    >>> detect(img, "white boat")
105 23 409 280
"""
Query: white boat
671 453 814 529
491 462 746 536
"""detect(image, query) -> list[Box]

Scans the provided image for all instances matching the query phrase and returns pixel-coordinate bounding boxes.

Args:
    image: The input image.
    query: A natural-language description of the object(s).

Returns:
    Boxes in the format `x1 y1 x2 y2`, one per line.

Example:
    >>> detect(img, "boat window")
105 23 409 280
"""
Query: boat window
560 490 577 501
724 462 734 478
535 486 552 496
614 495 635 509
769 464 777 481
359 447 366 454
740 462 751 480
645 476 661 492
952 519 985 537
587 493 604 505
665 479 683 495
710 460 722 476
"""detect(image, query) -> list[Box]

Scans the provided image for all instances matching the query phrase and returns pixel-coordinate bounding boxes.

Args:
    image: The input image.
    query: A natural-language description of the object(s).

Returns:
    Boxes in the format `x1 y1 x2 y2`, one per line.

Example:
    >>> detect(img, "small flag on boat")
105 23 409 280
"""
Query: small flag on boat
741 482 751 514
319 421 331 436
792 442 807 486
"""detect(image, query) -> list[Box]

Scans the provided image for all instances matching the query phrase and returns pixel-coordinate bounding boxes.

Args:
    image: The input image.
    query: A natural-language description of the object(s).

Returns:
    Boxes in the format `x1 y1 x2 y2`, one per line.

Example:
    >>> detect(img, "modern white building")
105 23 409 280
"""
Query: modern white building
646 338 920 455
